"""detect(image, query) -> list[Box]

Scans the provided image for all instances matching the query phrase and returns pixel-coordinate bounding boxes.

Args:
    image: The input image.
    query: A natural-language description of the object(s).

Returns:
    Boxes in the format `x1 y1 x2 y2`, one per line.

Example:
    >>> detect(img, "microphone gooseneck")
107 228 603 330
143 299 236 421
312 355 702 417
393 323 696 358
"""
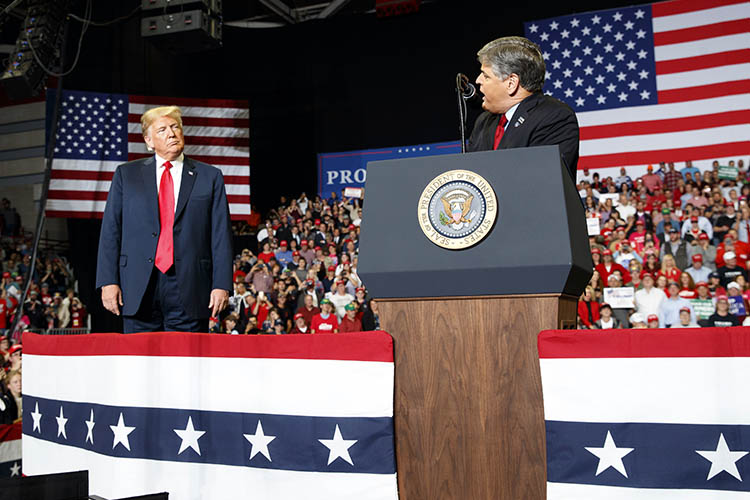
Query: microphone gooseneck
456 73 476 153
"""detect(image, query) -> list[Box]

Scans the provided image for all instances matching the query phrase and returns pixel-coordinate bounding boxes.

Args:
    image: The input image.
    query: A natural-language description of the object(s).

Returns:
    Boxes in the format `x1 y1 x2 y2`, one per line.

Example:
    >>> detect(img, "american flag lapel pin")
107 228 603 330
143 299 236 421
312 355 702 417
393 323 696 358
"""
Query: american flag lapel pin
515 116 525 127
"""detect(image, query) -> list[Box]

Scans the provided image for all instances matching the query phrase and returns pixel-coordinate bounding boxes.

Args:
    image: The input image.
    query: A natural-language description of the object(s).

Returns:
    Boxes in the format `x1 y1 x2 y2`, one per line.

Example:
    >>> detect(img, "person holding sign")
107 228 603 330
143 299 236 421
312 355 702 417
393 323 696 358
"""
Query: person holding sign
705 295 740 327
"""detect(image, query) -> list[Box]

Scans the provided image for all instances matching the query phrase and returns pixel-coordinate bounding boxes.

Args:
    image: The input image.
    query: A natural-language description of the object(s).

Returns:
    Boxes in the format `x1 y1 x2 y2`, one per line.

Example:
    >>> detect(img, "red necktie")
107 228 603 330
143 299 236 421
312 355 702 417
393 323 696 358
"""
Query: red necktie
493 114 508 150
155 161 175 273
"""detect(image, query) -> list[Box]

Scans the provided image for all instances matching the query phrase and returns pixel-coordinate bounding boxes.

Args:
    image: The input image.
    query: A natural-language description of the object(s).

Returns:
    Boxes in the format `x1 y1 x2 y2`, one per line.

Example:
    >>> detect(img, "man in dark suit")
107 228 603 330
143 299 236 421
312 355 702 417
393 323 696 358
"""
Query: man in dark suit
96 106 233 333
467 36 579 181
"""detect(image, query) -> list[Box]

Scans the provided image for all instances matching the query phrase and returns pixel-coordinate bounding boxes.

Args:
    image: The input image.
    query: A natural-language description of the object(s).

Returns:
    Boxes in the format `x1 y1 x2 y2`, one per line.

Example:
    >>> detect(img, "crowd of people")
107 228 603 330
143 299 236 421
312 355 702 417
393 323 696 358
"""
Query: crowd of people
578 159 750 329
219 191 380 335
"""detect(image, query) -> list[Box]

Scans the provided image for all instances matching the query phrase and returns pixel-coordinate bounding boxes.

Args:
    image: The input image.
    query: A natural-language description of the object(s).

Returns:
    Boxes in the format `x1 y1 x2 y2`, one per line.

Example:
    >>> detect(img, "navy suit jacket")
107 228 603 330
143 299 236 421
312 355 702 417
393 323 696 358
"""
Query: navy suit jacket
95 156 233 319
466 92 580 181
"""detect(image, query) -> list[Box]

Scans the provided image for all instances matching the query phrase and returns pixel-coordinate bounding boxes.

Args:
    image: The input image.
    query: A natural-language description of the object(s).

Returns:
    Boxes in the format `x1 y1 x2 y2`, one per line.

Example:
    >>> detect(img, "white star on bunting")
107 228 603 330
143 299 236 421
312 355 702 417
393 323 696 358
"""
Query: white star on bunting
110 412 136 451
696 433 749 481
244 420 276 462
174 416 206 456
585 430 634 477
31 402 42 433
55 406 68 439
85 409 96 444
319 424 357 466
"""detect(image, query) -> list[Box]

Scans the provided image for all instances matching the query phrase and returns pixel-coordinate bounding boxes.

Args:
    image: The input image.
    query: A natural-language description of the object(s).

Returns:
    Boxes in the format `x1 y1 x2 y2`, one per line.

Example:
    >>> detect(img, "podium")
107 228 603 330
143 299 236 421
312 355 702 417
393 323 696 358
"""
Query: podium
358 146 591 500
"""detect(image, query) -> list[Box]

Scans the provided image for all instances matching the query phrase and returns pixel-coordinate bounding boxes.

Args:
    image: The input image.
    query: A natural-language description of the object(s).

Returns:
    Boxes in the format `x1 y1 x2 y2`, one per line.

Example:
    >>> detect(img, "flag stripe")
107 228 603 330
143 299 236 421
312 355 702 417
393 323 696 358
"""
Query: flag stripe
653 33 750 62
0 440 21 464
582 124 749 155
0 424 22 442
126 133 249 148
538 327 750 358
128 122 250 138
47 190 250 204
578 141 750 168
578 93 748 125
46 206 251 220
127 114 250 129
23 394 395 473
127 152 249 166
580 109 750 140
24 437 398 500
541 356 750 424
651 0 749 22
547 420 750 490
657 78 750 103
655 48 750 74
656 63 750 90
23 331 394 362
653 17 749 45
49 180 250 196
548 482 750 499
129 94 249 110
128 143 250 158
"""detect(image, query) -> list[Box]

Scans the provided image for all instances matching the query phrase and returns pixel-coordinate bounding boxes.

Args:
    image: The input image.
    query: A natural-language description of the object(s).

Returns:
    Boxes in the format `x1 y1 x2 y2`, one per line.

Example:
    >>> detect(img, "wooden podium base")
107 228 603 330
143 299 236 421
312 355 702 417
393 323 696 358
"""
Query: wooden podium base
379 294 576 500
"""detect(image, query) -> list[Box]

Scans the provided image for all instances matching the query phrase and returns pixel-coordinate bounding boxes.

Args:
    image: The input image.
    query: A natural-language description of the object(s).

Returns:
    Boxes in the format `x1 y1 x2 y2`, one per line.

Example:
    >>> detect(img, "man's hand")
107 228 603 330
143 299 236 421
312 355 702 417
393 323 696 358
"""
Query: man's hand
102 284 123 316
208 289 229 317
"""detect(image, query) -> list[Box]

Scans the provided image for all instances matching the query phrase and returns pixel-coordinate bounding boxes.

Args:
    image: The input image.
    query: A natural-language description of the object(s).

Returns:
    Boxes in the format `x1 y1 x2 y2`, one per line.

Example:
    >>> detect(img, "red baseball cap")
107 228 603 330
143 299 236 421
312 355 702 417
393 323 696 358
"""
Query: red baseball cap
591 248 601 254
1 272 9 279
8 344 21 356
690 216 698 222
647 314 658 322
280 240 288 247
292 251 300 257
698 233 709 240
716 294 729 302
294 312 304 320
301 240 308 246
679 306 691 313
602 249 612 256
314 219 321 225
327 265 336 272
695 281 708 288
692 254 703 262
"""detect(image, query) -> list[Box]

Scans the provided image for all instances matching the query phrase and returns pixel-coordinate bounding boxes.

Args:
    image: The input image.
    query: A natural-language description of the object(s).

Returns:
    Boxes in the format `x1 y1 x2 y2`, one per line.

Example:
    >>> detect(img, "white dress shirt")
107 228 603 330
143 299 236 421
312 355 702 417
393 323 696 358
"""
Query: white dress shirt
155 153 184 212
504 102 521 129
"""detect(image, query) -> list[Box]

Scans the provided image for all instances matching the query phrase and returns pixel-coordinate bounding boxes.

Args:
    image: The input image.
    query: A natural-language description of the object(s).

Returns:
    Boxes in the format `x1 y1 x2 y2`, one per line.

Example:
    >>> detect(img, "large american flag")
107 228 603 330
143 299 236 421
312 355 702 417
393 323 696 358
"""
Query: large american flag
540 327 750 498
45 90 251 219
525 0 750 171
22 331 397 500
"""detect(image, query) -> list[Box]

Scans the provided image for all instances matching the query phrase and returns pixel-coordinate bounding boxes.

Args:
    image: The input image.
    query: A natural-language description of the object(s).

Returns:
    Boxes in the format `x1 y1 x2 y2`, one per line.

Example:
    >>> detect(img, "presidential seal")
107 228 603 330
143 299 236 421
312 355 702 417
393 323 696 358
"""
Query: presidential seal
417 169 498 250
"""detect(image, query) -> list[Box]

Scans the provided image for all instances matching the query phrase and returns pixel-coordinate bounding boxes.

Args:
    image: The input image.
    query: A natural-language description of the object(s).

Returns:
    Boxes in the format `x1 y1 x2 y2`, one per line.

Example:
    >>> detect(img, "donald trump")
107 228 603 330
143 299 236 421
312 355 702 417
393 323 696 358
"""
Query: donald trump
96 105 233 333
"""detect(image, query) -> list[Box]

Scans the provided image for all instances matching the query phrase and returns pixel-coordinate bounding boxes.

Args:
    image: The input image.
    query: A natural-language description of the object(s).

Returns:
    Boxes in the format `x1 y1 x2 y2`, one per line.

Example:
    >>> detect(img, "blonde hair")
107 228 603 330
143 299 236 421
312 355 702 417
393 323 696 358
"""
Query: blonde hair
140 105 183 137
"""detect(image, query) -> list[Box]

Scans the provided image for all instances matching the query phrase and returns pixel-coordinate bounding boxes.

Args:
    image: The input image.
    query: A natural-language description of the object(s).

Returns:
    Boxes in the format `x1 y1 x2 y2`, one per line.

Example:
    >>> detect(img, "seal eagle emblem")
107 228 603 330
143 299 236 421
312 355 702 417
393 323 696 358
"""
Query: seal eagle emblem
417 169 498 250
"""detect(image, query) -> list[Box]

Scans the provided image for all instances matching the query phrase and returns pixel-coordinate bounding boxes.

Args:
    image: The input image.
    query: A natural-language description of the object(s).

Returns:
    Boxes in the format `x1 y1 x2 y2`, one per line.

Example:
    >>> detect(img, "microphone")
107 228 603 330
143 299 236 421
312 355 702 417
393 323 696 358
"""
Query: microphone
456 73 476 99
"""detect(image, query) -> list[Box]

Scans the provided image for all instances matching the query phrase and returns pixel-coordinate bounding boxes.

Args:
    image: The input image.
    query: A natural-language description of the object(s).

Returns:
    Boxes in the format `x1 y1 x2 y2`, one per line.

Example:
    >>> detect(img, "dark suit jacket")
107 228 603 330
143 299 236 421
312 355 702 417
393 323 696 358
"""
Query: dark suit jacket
96 156 233 319
466 92 580 181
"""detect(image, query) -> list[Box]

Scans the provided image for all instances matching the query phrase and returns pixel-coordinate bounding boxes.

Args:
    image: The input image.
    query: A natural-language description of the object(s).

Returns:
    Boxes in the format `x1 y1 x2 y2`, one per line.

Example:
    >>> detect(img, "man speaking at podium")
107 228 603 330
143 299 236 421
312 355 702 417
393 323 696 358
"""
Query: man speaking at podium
467 36 579 181
96 106 233 333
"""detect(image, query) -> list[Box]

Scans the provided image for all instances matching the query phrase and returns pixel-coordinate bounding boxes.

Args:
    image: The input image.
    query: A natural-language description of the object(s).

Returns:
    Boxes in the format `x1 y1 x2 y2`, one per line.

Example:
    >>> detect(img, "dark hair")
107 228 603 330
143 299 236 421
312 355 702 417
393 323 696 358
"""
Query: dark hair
477 36 546 93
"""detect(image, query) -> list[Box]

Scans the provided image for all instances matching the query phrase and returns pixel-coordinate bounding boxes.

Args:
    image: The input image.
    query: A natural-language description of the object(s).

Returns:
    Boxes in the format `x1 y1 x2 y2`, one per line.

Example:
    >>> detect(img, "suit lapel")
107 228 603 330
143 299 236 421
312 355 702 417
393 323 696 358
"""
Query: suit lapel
499 93 542 148
174 157 197 223
141 157 159 226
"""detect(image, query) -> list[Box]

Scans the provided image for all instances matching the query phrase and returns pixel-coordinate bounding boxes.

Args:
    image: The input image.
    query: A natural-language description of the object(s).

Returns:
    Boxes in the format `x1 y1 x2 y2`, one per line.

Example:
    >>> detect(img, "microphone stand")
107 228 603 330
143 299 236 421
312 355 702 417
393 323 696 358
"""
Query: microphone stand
456 73 475 153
